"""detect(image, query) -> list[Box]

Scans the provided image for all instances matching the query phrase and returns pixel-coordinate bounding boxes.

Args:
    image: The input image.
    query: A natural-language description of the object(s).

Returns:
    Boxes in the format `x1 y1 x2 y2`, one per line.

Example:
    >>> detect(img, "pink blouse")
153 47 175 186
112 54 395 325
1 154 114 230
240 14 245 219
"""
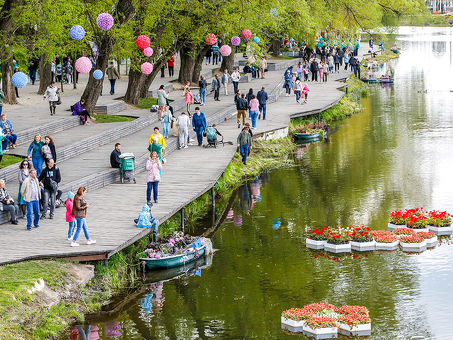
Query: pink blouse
249 98 259 111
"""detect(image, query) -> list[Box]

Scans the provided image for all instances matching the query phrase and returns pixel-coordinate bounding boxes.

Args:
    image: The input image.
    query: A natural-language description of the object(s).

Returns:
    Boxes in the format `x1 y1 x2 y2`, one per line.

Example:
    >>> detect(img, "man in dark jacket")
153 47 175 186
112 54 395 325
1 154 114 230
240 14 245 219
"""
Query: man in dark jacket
256 87 269 120
110 143 121 168
310 59 319 82
38 158 61 219
237 93 248 128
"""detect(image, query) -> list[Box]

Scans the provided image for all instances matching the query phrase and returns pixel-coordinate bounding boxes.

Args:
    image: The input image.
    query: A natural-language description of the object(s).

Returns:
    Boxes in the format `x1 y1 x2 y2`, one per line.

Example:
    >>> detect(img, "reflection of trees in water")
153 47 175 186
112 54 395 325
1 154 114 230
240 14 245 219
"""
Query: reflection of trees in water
432 41 446 54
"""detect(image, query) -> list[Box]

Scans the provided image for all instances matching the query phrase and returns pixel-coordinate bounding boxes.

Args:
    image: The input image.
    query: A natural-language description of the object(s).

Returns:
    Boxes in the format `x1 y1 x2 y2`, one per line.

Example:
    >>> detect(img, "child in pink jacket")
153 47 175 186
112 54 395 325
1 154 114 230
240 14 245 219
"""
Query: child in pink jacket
66 191 76 241
302 84 310 104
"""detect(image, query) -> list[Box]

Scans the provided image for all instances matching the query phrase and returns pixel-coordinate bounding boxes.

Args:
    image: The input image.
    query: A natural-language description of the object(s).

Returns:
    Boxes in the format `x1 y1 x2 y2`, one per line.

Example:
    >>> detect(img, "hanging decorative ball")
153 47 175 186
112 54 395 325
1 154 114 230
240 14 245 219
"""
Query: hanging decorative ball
231 36 241 46
205 33 217 45
253 37 260 43
136 35 150 50
220 45 232 56
242 29 252 40
143 47 154 57
75 57 92 74
248 56 256 64
11 72 28 88
69 25 86 41
141 62 153 75
97 13 114 30
93 70 103 80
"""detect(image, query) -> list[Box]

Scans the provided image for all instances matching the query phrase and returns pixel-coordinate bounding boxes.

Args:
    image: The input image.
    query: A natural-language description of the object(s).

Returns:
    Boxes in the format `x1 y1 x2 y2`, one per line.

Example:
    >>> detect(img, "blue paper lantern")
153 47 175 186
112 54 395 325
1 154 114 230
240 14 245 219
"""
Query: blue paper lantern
93 69 103 80
12 72 28 88
69 25 86 41
253 37 260 43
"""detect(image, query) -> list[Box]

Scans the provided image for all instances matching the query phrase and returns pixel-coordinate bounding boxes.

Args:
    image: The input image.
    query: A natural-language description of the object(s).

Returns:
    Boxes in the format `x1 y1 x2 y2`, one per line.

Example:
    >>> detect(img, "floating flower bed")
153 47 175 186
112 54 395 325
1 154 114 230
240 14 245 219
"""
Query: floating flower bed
350 226 375 251
427 210 453 235
324 227 353 253
399 235 427 252
306 226 328 250
417 231 438 247
375 234 399 250
388 208 453 233
282 303 371 338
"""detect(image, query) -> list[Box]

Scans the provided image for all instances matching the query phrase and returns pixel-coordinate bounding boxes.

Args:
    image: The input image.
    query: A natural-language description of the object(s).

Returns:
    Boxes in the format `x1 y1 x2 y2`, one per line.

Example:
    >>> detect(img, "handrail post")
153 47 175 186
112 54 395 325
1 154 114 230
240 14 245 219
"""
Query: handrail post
181 208 185 232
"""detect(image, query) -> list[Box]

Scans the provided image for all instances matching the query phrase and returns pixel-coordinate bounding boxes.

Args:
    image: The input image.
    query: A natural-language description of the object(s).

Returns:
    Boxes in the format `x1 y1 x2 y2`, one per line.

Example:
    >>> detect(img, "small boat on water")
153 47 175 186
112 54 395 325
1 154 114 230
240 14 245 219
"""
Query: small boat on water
361 77 394 84
390 48 400 54
294 132 320 141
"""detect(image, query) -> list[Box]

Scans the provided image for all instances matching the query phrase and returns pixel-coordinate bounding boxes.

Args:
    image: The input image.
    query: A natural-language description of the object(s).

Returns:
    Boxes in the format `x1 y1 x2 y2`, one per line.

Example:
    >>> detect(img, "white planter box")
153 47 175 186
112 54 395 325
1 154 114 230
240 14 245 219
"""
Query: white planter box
281 316 305 328
428 225 453 236
303 325 338 337
410 227 430 233
425 236 438 247
400 240 427 252
324 242 351 253
306 238 326 250
388 223 405 231
351 240 376 251
375 240 399 250
338 323 371 336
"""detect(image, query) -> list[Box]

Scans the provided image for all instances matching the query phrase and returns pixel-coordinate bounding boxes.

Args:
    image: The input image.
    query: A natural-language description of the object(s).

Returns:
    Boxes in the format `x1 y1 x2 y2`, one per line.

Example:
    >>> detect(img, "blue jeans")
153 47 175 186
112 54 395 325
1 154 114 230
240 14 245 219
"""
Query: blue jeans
297 72 303 79
199 88 206 104
194 126 204 145
26 200 40 229
250 111 258 128
240 144 249 164
29 71 36 85
206 56 211 64
163 122 170 137
109 79 116 94
213 53 219 65
68 221 76 239
73 217 90 242
42 188 56 217
0 106 2 115
259 104 267 120
147 181 159 202
295 90 301 101
32 156 44 177
2 134 17 150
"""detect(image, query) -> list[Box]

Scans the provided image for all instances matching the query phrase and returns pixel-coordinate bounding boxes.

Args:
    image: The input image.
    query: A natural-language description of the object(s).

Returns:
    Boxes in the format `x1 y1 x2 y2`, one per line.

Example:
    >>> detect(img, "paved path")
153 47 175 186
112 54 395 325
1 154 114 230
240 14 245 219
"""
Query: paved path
0 46 368 264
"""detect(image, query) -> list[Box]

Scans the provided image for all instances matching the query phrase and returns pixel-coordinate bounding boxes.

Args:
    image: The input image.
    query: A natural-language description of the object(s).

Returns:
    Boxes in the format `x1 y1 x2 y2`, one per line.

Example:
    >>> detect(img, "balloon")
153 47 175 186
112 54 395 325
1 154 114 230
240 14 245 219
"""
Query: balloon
220 45 231 56
136 35 150 50
143 47 153 57
205 33 217 45
11 72 28 88
141 62 153 75
231 36 241 46
97 13 114 30
75 57 92 74
69 25 85 41
93 70 103 80
242 29 252 40
253 37 260 43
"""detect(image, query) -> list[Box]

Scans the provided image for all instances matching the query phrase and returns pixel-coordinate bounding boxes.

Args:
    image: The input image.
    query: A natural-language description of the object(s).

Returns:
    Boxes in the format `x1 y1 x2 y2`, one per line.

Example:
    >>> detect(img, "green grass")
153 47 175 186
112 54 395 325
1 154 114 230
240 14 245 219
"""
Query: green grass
136 97 158 109
1 155 23 168
275 55 296 60
399 14 450 27
94 115 136 123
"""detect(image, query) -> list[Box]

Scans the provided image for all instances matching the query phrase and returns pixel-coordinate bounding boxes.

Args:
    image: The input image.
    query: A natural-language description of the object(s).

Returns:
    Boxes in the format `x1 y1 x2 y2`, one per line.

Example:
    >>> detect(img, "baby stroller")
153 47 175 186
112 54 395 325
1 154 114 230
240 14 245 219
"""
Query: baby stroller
119 153 136 183
204 126 223 148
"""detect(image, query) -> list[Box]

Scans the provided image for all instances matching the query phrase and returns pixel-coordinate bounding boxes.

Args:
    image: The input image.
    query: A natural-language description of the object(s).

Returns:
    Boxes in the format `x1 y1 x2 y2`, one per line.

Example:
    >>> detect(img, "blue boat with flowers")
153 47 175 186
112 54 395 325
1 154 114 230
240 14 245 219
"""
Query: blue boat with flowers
139 233 212 270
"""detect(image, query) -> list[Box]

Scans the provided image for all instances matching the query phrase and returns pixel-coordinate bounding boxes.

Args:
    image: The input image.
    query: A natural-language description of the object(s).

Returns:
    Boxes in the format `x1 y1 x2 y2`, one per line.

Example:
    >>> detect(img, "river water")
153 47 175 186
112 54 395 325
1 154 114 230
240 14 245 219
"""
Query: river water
66 27 453 340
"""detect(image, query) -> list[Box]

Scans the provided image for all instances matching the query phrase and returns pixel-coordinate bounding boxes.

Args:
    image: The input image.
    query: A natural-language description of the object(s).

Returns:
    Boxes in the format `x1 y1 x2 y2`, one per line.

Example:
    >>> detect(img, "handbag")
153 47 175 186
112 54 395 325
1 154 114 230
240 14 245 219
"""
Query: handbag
56 93 62 105
264 68 268 72
162 157 167 164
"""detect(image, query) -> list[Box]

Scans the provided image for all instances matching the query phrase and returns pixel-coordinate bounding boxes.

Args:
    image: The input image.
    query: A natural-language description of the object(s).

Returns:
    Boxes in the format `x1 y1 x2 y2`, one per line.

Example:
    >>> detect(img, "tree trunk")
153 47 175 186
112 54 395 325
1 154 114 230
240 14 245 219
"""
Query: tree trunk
178 43 197 84
192 46 210 83
220 53 234 73
1 56 18 104
124 68 146 105
268 40 281 57
38 54 51 95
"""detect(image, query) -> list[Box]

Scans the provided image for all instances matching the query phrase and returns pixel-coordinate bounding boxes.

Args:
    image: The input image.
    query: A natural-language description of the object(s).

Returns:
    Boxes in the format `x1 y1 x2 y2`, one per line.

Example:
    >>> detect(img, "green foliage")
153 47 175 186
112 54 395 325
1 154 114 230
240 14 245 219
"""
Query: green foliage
94 115 136 123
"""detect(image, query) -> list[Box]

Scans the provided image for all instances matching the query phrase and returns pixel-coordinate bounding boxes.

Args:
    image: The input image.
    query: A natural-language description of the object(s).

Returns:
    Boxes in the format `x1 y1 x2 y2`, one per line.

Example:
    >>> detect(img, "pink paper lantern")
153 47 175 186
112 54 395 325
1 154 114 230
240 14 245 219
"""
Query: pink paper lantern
143 47 154 57
75 57 92 74
141 62 153 75
242 29 252 40
205 33 217 45
231 36 241 46
97 13 114 30
136 35 150 50
220 45 232 56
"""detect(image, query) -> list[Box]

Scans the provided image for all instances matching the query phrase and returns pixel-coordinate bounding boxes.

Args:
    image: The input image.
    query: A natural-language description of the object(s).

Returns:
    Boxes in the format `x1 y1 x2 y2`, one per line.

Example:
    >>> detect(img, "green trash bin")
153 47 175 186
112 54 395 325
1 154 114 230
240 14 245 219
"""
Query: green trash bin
120 157 134 171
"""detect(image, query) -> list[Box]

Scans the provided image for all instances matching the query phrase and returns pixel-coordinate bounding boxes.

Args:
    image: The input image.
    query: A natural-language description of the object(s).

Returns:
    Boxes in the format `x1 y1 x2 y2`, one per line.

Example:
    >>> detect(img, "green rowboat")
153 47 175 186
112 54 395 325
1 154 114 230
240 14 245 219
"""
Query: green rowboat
294 132 320 141
141 245 207 270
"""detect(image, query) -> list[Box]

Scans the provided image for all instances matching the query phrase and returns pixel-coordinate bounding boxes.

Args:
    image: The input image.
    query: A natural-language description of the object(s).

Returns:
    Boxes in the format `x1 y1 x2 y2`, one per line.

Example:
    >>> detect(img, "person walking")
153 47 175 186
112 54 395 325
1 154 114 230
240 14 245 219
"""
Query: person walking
176 112 190 149
198 76 207 105
294 77 302 103
28 59 38 85
237 126 252 165
344 52 350 71
249 95 259 129
27 135 44 177
41 136 57 163
231 68 241 93
157 85 169 120
71 187 96 247
43 82 60 115
334 52 340 73
106 61 120 95
167 56 175 77
310 59 319 82
283 70 293 96
212 42 220 65
192 107 207 146
21 169 40 230
323 62 328 83
64 60 73 84
65 191 76 241
185 87 195 116
0 114 18 150
318 61 324 83
237 93 248 128
221 69 231 96
260 56 267 79
0 179 19 224
212 74 221 101
303 62 310 82
256 87 268 120
17 159 30 219
297 62 303 80
205 47 212 65
162 106 171 138
146 151 163 204
149 127 166 153
38 158 61 219
302 83 310 104
148 136 163 162
246 88 254 119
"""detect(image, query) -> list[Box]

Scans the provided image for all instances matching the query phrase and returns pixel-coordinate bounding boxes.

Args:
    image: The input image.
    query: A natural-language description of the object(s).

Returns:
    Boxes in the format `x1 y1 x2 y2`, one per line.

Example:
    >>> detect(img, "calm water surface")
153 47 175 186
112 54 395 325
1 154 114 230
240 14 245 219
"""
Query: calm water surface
67 27 453 339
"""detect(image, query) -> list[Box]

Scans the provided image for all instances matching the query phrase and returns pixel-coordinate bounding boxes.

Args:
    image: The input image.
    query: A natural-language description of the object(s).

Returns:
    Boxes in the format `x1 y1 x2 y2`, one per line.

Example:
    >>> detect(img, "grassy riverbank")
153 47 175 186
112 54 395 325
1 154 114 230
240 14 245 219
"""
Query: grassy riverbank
399 14 450 27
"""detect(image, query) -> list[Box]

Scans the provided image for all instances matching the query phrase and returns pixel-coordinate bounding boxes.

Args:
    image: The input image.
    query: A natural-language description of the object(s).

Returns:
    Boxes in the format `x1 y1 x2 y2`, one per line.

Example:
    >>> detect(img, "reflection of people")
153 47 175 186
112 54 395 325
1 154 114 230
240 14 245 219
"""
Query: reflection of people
251 177 261 204
238 183 252 215
105 322 122 337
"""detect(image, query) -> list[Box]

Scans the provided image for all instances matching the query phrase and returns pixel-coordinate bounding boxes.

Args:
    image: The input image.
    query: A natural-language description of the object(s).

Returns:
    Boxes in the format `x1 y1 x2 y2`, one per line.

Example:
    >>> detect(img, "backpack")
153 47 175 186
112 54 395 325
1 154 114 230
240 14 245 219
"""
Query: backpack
206 127 217 140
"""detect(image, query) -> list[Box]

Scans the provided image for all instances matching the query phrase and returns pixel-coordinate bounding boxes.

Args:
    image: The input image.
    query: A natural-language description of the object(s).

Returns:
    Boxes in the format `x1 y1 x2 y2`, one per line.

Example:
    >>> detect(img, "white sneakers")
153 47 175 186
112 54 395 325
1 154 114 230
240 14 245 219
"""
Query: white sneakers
71 242 79 247
70 239 96 246
87 239 96 245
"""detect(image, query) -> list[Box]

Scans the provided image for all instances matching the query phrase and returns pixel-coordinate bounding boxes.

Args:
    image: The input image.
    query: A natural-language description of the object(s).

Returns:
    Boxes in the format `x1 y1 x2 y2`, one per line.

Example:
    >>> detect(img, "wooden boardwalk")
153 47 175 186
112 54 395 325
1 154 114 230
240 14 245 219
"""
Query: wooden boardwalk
0 46 367 265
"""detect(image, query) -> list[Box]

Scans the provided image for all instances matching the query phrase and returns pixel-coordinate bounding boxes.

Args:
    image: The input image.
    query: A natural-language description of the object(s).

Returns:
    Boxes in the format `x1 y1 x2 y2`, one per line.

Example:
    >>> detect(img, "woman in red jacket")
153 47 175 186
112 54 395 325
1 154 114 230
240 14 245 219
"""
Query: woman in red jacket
167 56 175 77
